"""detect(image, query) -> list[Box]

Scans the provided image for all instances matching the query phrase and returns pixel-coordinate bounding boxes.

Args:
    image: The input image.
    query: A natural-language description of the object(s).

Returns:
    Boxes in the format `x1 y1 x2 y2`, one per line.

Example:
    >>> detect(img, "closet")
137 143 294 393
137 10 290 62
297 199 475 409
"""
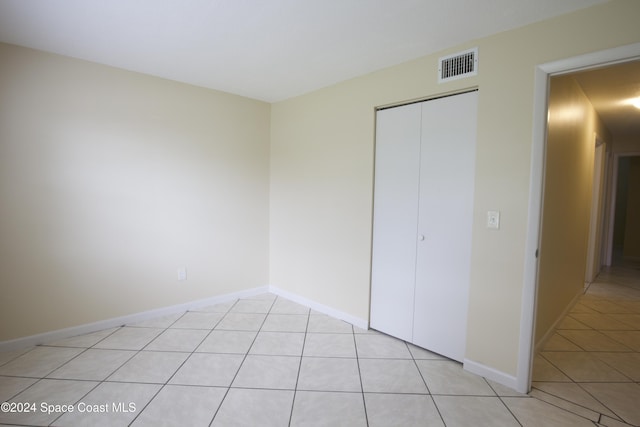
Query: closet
370 90 478 362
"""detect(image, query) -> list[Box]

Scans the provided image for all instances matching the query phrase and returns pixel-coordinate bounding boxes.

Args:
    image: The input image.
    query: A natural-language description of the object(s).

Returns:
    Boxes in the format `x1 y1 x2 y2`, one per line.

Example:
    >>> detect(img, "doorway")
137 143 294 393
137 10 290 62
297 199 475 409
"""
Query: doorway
519 42 640 393
585 138 607 285
608 154 640 266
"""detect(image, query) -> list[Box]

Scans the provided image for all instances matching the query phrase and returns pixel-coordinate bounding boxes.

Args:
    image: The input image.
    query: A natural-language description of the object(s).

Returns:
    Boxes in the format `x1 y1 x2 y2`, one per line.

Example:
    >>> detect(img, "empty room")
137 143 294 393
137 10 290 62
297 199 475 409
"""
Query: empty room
1 1 640 426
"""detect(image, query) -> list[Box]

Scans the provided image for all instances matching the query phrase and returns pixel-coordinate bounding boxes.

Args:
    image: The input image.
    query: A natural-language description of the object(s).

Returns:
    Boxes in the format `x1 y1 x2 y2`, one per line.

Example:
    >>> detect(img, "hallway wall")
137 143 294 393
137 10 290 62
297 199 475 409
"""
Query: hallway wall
535 75 610 345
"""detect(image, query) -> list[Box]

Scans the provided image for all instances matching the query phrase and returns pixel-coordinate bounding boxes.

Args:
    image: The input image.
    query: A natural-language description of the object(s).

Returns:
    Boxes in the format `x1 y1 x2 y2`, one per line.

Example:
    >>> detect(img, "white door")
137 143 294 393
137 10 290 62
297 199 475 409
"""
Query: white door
370 102 422 342
370 91 478 362
412 91 477 362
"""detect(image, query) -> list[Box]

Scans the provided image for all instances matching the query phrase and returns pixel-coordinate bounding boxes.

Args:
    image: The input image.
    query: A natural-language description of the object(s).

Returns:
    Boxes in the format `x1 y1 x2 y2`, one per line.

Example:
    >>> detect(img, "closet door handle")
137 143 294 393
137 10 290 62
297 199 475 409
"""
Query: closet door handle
418 234 425 241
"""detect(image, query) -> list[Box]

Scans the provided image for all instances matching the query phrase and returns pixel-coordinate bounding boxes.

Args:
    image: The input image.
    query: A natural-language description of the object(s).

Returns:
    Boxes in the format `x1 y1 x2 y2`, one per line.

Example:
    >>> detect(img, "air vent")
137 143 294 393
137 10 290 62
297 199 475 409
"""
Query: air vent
438 48 478 83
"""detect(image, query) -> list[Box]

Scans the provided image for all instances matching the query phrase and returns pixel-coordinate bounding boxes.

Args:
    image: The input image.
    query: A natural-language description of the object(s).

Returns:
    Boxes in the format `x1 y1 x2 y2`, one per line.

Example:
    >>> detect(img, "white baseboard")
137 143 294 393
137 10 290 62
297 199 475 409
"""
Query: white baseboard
534 287 584 355
269 285 369 330
1 285 369 353
464 358 519 392
0 286 269 352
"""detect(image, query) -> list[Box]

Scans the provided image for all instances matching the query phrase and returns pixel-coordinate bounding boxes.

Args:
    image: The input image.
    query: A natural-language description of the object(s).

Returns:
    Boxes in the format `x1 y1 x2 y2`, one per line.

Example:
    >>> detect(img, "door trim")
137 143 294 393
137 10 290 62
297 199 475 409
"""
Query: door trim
521 42 640 393
585 137 607 284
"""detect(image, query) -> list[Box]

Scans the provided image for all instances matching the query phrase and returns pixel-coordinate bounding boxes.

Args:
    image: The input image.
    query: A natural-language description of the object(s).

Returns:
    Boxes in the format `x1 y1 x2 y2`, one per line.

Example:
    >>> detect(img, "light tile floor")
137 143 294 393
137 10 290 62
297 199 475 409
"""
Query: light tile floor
532 262 640 427
0 264 637 426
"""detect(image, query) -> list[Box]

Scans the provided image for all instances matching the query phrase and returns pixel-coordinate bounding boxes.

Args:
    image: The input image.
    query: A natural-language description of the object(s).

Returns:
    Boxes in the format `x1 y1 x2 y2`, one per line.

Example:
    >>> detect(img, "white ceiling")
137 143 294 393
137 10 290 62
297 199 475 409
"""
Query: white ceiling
572 60 640 141
0 0 608 102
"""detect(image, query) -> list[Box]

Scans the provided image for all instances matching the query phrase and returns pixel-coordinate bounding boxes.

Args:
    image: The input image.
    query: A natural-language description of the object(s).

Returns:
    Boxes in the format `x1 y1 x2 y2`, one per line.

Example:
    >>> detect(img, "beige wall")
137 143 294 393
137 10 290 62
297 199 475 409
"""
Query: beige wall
623 157 640 259
0 43 271 341
270 0 640 376
535 75 610 345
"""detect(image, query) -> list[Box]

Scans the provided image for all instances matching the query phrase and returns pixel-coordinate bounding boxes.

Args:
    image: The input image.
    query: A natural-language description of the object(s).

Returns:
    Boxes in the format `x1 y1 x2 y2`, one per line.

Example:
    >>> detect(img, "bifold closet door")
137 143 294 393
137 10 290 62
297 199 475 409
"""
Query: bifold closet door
369 102 422 342
412 91 477 362
370 91 477 362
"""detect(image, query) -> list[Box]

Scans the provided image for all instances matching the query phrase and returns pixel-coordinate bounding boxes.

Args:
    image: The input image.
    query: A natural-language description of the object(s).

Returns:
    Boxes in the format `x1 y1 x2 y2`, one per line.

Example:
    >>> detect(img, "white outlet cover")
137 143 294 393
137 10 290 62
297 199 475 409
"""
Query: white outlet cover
177 268 187 281
487 211 500 229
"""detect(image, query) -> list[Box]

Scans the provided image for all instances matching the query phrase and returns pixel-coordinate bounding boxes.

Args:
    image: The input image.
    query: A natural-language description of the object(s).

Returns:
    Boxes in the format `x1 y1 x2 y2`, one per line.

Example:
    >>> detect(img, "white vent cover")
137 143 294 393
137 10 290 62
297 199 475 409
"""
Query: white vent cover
438 48 478 83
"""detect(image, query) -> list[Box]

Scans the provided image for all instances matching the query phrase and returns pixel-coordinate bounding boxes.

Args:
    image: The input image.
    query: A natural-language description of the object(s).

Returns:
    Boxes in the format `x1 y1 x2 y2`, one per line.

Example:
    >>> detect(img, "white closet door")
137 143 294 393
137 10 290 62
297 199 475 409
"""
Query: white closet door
370 102 422 342
412 91 478 362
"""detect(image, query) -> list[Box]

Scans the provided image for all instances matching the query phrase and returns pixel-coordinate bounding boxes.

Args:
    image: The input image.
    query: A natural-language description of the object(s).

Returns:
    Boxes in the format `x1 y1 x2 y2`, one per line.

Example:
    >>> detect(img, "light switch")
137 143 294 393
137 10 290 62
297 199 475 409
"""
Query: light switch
487 211 500 229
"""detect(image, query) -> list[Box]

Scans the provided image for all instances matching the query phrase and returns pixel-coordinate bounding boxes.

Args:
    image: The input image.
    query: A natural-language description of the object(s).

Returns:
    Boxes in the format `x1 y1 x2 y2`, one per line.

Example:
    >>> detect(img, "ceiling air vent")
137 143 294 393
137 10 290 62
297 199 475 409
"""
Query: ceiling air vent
438 48 478 83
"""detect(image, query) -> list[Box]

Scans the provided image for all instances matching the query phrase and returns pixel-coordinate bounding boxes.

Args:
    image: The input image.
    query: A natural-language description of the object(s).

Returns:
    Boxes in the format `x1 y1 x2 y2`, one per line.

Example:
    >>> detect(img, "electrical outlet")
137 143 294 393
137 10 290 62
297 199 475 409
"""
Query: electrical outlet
487 211 500 230
177 267 187 281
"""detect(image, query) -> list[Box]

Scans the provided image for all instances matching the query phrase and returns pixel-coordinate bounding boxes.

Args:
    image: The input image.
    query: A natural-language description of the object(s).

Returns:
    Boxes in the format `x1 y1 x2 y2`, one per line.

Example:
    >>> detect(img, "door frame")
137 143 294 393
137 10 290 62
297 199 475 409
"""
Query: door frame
520 42 640 393
585 136 607 284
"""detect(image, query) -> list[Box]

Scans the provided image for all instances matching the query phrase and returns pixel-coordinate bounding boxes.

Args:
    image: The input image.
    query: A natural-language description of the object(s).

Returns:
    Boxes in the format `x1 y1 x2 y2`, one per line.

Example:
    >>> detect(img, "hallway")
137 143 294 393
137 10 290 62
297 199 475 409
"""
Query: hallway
532 262 640 426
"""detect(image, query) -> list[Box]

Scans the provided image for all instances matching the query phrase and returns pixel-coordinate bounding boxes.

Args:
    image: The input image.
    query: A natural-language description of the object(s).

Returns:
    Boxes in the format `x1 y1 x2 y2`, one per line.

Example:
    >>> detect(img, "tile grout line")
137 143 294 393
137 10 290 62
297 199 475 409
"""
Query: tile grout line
529 385 618 424
486 379 524 427
127 304 233 426
207 296 276 427
0 324 127 424
407 341 446 426
55 310 190 425
352 326 370 427
573 381 627 425
287 302 311 427
532 267 640 426
93 313 185 424
13 300 237 425
537 335 628 424
531 386 617 425
18 326 127 425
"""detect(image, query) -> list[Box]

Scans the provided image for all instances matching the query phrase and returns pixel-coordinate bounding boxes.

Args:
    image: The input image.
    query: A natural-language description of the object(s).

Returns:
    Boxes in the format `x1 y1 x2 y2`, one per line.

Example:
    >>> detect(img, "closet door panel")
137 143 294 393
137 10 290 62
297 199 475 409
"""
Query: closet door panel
370 103 422 341
413 91 478 361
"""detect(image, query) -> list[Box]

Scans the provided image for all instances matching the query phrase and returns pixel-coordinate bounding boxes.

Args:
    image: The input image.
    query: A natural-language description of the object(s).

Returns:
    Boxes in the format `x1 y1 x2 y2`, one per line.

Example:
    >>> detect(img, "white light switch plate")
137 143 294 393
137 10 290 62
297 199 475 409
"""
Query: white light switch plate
487 211 500 229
